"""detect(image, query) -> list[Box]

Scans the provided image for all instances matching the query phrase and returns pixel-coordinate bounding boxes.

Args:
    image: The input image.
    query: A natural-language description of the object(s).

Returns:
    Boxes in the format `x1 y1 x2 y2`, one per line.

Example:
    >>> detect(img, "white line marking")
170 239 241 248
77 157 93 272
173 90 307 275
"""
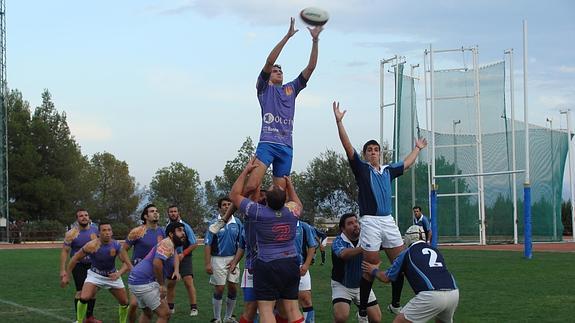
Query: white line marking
0 298 71 322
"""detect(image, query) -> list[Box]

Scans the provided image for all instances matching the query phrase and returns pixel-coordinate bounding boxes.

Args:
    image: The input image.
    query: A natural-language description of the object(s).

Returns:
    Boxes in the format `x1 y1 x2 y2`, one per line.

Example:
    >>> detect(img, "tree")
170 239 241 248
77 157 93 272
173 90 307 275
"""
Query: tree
87 152 140 226
150 162 206 228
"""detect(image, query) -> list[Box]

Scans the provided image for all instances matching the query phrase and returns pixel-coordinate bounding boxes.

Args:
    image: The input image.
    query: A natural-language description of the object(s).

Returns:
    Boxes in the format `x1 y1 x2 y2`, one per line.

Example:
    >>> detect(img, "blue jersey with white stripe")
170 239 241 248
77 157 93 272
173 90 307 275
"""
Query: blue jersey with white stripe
205 216 243 257
295 221 318 265
413 215 431 232
385 241 457 294
331 233 363 288
349 150 404 216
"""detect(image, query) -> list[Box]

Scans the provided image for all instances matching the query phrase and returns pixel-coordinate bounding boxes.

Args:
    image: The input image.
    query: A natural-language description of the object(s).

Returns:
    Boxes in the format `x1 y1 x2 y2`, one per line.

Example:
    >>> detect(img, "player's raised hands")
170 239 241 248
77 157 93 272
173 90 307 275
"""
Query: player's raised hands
286 17 299 38
333 101 347 123
415 137 428 150
308 25 323 40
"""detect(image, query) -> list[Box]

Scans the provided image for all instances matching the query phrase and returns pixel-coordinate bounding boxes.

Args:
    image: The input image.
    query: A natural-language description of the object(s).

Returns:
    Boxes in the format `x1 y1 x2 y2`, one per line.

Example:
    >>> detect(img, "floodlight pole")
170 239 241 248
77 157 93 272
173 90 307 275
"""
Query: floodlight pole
523 20 532 259
505 48 519 244
560 109 575 243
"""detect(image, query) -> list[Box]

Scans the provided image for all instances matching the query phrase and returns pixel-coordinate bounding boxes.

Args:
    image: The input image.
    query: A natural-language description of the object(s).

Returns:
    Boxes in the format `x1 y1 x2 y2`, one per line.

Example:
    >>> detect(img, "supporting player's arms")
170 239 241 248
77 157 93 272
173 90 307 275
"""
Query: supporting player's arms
403 138 427 170
333 102 354 160
284 176 303 211
361 260 390 283
230 158 258 208
263 18 298 73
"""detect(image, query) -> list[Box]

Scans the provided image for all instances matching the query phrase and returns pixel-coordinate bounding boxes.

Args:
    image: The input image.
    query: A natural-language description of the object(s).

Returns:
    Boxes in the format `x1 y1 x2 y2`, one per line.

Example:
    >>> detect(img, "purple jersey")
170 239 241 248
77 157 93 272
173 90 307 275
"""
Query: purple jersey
82 239 122 276
63 224 99 264
125 225 165 265
256 71 307 147
239 198 300 262
128 238 176 285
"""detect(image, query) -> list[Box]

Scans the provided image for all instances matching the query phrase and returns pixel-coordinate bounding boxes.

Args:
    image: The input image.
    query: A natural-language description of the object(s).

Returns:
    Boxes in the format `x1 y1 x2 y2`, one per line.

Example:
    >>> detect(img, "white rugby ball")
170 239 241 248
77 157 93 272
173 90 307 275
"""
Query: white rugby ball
300 7 329 26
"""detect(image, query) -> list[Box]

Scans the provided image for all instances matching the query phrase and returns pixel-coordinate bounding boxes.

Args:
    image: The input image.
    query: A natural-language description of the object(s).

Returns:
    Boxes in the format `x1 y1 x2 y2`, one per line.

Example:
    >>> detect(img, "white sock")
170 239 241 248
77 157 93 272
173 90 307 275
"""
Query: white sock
225 296 236 319
213 296 223 320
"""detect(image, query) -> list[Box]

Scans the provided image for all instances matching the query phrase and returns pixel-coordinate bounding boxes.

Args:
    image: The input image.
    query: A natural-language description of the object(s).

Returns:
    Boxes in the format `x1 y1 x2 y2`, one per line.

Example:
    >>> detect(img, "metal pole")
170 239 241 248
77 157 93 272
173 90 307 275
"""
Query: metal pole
394 56 400 224
473 47 486 245
429 44 438 245
523 20 532 259
505 49 519 244
424 51 432 216
560 109 575 243
453 120 461 238
546 118 557 240
411 64 419 208
380 60 385 161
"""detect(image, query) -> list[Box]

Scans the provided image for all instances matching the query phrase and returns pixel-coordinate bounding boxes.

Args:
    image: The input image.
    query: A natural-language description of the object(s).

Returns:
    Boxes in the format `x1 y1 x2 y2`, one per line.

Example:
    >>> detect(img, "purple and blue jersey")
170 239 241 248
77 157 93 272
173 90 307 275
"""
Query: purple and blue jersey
331 233 363 288
256 71 307 148
385 241 457 294
295 221 318 266
125 225 165 265
239 198 300 262
82 239 122 276
204 216 243 257
128 238 176 285
349 150 404 217
63 224 99 264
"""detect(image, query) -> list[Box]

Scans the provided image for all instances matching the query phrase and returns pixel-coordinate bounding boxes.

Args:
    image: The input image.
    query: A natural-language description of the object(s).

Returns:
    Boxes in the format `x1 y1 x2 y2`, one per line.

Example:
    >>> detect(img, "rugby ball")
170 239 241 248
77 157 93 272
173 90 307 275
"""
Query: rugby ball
300 7 329 26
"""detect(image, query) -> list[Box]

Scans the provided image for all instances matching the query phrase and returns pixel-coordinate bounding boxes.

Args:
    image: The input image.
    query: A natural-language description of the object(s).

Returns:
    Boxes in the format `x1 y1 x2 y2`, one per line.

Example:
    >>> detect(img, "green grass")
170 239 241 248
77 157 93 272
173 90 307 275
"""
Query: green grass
0 247 573 322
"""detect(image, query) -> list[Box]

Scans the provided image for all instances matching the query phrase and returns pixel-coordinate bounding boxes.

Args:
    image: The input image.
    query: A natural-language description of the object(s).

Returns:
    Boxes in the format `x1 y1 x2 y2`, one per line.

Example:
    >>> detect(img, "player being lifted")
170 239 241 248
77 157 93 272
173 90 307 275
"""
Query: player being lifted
210 17 323 234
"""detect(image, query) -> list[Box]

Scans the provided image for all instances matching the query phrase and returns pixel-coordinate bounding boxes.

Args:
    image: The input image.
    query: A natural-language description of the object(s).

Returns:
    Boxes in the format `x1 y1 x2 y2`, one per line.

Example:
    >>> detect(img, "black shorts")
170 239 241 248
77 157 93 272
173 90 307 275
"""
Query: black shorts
253 257 299 301
72 262 91 291
179 254 194 278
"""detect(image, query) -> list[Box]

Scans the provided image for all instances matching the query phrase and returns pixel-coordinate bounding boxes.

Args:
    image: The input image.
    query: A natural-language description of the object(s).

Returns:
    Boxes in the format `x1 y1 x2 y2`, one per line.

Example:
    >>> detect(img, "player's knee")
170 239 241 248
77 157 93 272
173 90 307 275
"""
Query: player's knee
333 311 348 323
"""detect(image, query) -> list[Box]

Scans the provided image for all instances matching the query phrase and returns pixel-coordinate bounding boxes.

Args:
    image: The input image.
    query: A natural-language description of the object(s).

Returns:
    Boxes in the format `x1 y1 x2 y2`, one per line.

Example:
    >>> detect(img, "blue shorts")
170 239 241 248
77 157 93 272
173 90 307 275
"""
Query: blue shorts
253 257 300 301
255 142 293 177
242 287 256 302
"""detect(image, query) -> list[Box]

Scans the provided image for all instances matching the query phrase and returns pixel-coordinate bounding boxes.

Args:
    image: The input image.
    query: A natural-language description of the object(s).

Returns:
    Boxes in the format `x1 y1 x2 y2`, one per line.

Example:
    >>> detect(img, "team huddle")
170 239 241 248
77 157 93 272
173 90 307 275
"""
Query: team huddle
59 18 459 323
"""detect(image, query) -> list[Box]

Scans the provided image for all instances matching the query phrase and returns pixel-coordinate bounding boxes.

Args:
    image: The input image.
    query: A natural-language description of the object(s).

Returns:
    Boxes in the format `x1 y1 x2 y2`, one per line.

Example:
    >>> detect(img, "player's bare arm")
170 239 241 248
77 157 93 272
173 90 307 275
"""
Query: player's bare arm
333 101 354 160
226 248 244 275
361 261 390 283
284 175 303 210
263 18 298 73
110 248 132 280
59 245 71 285
153 258 167 299
300 246 315 276
403 138 428 170
301 25 323 80
230 158 258 208
338 246 363 260
204 245 213 275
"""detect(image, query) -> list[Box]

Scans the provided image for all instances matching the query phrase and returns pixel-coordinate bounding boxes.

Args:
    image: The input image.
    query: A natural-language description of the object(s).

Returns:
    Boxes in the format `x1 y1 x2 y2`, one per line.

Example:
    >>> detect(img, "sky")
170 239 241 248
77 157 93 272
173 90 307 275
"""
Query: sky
7 0 575 193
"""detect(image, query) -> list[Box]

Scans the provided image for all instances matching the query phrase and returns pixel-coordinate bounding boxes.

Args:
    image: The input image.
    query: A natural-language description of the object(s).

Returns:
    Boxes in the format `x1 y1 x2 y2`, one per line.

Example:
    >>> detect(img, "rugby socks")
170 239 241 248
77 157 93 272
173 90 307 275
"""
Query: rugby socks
302 306 314 323
320 250 326 264
292 317 305 323
76 299 88 323
118 304 129 323
391 273 404 308
190 303 198 310
239 315 253 323
275 313 288 323
359 277 373 317
169 303 175 311
87 298 96 317
213 293 223 320
224 293 237 319
73 298 79 314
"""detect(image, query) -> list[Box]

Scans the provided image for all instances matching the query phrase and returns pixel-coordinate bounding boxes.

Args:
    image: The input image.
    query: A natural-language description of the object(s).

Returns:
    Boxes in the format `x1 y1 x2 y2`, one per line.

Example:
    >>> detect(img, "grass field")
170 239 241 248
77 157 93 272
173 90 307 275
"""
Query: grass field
0 246 573 322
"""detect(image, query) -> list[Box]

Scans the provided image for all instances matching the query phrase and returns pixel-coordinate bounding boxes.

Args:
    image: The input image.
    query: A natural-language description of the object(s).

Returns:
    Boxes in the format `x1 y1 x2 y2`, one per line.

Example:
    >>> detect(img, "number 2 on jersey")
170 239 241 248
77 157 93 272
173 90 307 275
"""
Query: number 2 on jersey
422 248 443 267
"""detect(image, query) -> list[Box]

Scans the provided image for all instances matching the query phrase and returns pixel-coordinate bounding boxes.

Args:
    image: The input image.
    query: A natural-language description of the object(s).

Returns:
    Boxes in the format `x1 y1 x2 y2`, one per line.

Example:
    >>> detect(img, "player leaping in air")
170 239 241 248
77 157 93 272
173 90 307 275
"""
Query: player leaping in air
210 17 323 234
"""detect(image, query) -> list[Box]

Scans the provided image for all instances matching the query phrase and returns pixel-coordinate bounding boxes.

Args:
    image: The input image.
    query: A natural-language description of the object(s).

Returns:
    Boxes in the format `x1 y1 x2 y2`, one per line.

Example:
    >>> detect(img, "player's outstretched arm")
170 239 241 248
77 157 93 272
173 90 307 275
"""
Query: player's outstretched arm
361 260 390 283
263 17 298 74
333 101 354 160
301 25 323 80
284 175 302 210
403 138 428 170
230 158 258 208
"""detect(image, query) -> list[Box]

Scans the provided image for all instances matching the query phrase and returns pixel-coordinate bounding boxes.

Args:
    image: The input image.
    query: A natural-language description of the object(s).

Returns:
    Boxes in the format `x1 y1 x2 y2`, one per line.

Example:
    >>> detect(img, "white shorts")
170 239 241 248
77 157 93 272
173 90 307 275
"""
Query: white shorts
298 269 311 291
402 290 459 323
359 215 403 251
85 270 125 290
321 237 328 247
209 255 241 286
331 280 376 305
129 282 161 311
240 268 254 288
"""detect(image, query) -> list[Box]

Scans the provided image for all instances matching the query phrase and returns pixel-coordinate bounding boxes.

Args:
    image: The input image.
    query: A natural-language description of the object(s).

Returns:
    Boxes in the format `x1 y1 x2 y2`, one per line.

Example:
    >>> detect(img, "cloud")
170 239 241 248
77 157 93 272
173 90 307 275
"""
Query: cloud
559 66 575 73
69 119 113 142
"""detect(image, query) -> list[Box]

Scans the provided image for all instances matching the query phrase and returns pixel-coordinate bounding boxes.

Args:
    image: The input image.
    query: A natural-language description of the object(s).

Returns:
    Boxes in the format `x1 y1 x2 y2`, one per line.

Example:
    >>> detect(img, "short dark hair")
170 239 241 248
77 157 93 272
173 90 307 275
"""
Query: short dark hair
362 139 381 155
166 221 184 237
218 197 232 208
273 64 282 70
413 206 422 211
168 205 178 211
141 204 156 223
339 213 358 230
98 221 111 230
266 186 286 211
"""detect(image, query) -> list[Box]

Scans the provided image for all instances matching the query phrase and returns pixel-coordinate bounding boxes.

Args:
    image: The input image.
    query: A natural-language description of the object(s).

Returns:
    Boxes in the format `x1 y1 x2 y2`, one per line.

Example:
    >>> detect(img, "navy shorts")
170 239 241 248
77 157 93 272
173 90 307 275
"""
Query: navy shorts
72 262 91 291
255 142 293 177
253 257 299 301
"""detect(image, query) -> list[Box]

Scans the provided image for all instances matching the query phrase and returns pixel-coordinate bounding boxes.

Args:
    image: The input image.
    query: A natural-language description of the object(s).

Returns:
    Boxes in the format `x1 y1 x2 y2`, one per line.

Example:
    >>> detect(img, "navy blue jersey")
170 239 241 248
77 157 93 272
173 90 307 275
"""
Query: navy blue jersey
313 226 327 241
331 233 363 288
386 241 457 294
349 150 404 216
295 221 318 265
